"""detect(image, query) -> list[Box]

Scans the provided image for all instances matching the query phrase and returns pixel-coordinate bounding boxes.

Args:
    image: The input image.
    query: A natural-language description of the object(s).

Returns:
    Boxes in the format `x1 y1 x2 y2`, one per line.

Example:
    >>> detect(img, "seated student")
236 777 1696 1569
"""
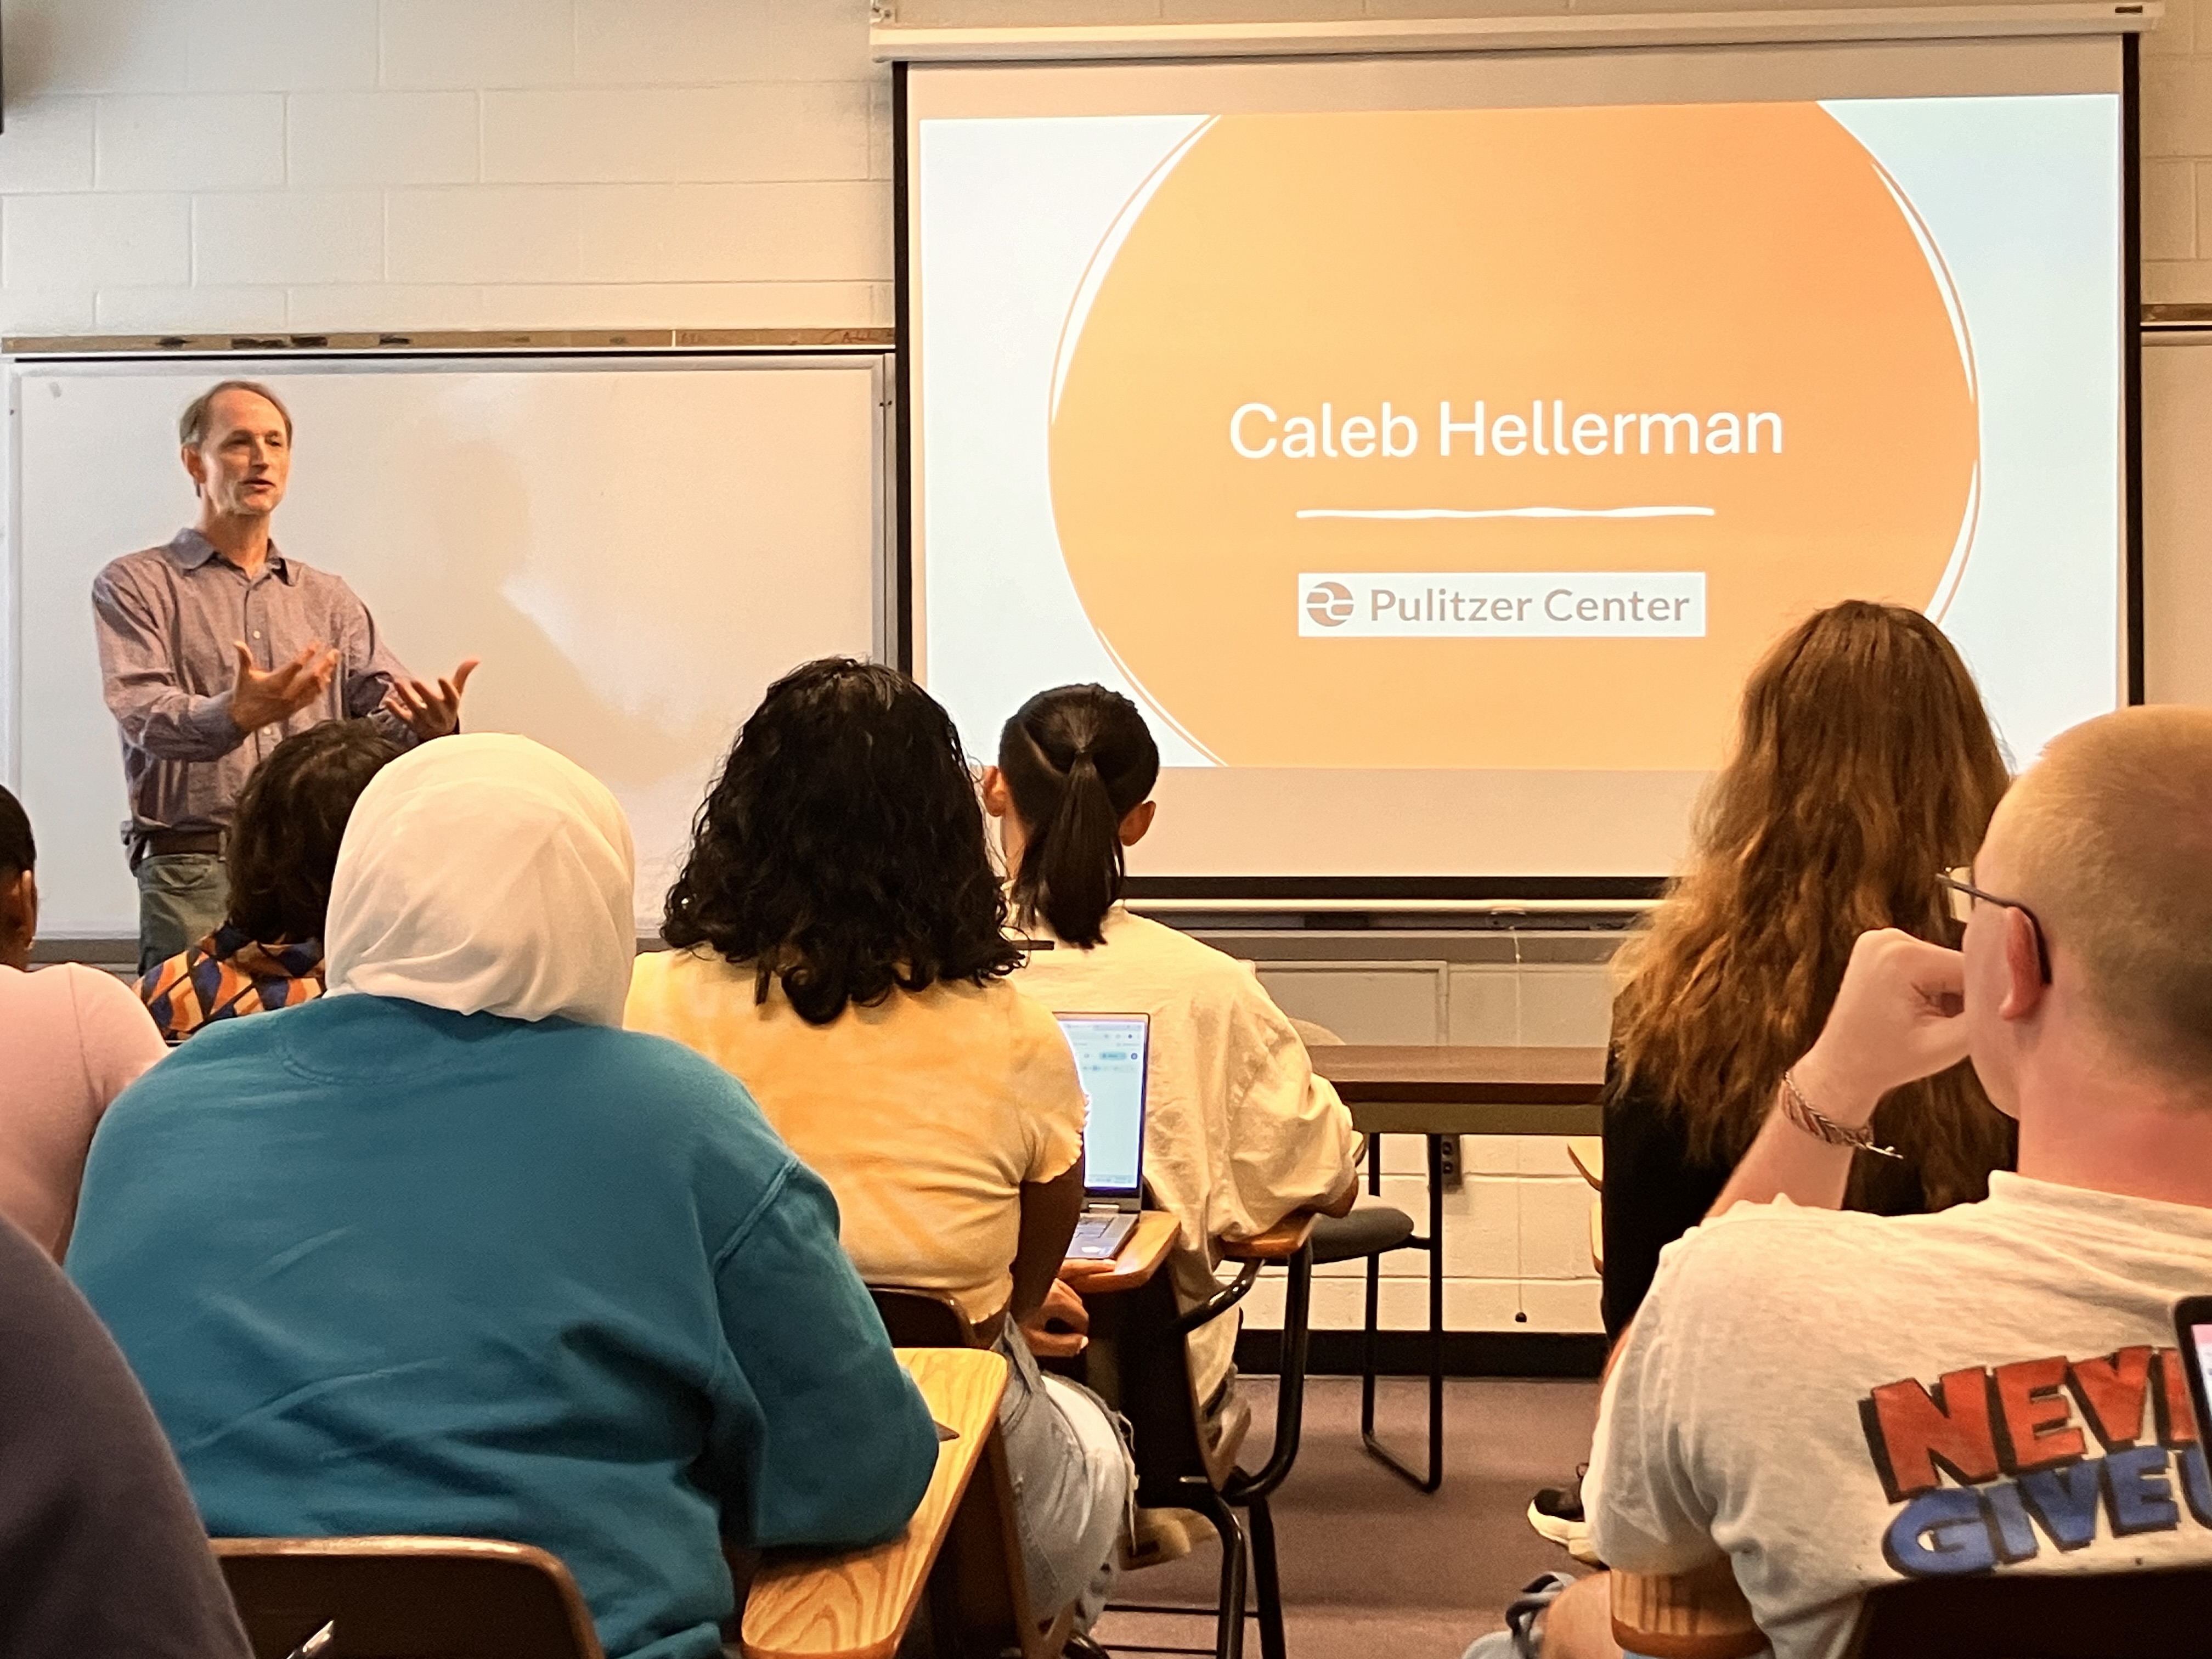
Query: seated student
1527 706 2212 1659
1528 603 2021 1560
981 684 1358 1406
628 658 1132 1635
0 1210 253 1659
137 719 401 1040
70 734 937 1659
0 785 166 1257
1604 602 2016 1338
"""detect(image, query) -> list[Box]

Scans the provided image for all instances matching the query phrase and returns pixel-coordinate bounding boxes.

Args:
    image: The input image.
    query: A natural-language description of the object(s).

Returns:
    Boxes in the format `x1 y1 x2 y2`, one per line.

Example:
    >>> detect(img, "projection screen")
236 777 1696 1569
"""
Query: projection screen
900 38 2137 892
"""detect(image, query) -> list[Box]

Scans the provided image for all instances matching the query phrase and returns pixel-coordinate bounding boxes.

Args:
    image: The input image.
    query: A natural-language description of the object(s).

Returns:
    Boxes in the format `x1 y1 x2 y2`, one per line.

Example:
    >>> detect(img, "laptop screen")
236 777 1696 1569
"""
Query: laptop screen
1056 1013 1149 1199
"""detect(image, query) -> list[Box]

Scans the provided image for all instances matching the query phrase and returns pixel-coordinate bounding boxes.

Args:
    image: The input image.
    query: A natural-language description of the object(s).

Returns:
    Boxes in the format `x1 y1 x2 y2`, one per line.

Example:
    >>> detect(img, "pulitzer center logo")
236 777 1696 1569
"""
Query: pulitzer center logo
1305 580 1355 628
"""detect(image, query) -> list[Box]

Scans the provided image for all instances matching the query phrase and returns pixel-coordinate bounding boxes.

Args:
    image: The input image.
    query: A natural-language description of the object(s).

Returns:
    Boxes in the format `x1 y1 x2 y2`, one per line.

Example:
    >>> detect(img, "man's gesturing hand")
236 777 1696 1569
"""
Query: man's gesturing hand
381 657 480 742
1792 928 1971 1127
230 641 337 734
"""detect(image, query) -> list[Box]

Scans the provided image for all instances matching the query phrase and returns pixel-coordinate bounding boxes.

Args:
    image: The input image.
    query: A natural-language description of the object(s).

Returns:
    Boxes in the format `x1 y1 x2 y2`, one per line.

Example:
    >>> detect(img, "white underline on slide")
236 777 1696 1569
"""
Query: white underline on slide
1296 506 1716 520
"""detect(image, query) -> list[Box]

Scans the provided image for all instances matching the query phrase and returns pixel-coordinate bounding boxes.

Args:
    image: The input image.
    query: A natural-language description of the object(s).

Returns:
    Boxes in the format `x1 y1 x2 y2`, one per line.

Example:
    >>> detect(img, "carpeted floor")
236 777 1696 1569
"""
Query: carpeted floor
1092 1375 1602 1659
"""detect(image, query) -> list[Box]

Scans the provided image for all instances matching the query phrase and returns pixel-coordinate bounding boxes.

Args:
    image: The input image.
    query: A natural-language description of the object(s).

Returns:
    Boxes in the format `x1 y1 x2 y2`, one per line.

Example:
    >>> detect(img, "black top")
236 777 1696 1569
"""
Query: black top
1600 1054 1928 1339
0 1215 251 1659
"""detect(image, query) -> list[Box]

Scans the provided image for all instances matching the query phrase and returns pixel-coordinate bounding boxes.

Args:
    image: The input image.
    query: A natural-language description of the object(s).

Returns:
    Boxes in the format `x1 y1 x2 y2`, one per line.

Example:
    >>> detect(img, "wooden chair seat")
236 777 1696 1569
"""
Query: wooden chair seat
212 1536 605 1659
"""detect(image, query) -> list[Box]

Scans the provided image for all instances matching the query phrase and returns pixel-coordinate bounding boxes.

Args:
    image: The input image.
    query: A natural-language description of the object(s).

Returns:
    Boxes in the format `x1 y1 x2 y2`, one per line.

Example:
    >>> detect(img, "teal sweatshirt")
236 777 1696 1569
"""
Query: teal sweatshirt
69 994 939 1659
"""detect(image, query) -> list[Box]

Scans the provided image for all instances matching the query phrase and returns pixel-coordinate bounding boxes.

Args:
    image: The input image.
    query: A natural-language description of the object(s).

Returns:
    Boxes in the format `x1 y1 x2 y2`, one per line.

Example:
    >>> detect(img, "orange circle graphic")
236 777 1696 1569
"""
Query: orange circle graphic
1046 105 1978 769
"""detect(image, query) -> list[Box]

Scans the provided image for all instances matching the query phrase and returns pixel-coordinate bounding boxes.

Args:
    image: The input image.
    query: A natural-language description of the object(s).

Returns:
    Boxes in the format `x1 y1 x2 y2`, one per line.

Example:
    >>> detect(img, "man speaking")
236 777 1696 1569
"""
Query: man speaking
93 380 480 970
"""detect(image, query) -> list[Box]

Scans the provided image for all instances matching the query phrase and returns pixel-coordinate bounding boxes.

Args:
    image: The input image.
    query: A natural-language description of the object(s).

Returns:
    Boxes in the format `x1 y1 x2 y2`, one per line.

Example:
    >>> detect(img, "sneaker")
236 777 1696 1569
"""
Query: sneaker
1527 1466 1600 1565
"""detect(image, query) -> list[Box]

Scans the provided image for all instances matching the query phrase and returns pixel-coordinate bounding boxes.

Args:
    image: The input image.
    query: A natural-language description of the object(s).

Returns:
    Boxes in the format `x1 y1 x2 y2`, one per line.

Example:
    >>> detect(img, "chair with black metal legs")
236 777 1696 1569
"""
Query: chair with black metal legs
864 1287 1079 1659
1289 1019 1440 1494
1072 1215 1317 1659
1307 1146 1437 1492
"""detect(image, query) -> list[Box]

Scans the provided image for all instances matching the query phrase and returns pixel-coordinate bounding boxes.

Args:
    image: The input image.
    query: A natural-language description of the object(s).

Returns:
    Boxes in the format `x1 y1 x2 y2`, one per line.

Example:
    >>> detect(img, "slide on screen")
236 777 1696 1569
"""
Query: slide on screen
911 68 2128 882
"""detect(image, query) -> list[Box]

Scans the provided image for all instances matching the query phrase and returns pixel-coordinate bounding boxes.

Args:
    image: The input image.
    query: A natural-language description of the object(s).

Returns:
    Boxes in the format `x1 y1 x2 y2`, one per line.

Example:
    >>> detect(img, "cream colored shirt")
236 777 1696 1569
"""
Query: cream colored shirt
627 947 1086 1325
1011 906 1357 1393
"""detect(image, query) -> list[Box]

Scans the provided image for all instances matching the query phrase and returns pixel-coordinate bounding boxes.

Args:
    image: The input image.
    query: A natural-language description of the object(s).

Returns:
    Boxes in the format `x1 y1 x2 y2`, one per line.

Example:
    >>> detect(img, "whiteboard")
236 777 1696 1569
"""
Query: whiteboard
2144 331 2212 712
3 354 889 939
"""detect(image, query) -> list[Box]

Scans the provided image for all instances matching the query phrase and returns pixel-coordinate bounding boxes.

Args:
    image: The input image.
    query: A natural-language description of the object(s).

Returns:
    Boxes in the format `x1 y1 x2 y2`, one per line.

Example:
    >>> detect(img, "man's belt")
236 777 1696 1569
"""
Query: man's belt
136 831 225 860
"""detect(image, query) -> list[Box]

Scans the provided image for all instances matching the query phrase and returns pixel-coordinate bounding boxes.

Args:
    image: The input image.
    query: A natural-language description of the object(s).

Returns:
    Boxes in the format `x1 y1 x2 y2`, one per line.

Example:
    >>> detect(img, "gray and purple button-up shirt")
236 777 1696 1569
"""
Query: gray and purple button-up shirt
92 529 423 846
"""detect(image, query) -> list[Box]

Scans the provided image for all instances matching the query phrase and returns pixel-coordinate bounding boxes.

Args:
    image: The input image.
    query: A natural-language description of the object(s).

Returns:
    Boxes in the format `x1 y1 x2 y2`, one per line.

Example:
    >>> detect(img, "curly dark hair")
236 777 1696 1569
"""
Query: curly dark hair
227 720 402 945
663 658 1024 1025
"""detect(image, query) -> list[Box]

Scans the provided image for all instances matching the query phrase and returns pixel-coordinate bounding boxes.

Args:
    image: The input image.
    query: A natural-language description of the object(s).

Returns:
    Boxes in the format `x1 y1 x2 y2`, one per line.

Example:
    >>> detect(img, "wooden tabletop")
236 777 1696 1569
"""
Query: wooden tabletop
741 1347 1007 1659
1060 1211 1179 1295
1313 1045 1607 1137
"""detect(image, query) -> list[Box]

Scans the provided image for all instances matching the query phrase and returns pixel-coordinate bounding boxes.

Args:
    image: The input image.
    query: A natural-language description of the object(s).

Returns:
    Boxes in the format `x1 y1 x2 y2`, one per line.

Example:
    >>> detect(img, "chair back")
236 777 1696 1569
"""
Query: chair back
212 1537 603 1659
1847 1565 2212 1657
869 1286 980 1349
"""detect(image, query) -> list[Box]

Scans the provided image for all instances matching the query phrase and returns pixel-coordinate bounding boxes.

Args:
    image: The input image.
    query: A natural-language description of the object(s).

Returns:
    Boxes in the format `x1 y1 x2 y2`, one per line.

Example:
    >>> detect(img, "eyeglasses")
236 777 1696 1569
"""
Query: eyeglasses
1938 866 2051 984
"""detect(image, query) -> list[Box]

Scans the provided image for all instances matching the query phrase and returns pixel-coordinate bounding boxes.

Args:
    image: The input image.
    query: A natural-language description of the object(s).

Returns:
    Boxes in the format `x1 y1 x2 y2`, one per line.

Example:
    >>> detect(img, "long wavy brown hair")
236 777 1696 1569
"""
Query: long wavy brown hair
1611 600 2016 1210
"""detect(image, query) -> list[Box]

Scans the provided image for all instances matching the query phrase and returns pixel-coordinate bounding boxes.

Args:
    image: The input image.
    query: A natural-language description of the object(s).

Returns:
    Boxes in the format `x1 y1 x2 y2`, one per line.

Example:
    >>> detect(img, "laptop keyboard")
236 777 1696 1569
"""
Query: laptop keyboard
1068 1213 1138 1260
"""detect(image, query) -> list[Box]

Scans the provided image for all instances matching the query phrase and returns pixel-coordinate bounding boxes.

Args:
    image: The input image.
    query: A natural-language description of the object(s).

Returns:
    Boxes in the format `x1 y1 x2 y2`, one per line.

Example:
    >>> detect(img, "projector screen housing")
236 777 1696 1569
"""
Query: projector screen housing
895 36 2143 899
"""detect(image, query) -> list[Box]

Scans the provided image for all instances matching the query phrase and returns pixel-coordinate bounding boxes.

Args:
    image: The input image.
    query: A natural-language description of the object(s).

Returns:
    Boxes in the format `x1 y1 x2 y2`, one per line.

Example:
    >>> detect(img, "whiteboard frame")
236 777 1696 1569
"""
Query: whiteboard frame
2 346 899 957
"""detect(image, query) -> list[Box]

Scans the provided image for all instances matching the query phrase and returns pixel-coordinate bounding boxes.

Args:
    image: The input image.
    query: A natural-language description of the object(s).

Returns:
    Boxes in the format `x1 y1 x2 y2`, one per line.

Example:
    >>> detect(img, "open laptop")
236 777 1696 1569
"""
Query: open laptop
1056 1012 1151 1261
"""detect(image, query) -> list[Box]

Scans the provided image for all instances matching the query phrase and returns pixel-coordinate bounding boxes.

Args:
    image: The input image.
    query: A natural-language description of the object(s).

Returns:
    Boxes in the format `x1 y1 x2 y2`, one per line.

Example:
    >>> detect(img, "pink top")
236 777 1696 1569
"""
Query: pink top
0 963 167 1256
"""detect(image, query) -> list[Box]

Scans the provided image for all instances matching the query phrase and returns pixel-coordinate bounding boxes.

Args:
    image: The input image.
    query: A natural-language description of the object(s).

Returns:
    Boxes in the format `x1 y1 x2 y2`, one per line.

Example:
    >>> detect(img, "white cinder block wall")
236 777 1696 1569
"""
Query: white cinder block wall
0 0 2189 1341
0 0 891 335
3 0 2200 333
2145 2 2212 300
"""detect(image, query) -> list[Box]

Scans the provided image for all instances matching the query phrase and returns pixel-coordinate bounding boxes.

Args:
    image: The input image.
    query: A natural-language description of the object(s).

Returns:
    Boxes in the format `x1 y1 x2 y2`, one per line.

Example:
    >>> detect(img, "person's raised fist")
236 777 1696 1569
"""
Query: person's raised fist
1790 928 1971 1127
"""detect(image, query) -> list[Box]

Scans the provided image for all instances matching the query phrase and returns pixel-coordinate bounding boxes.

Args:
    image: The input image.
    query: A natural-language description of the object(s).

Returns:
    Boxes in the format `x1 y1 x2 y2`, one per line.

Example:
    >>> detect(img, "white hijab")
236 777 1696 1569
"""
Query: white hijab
324 733 636 1026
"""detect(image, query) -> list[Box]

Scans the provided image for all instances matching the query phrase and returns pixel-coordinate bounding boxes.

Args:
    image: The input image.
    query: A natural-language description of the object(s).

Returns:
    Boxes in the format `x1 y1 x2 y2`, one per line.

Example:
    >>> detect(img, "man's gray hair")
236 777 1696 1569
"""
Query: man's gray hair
178 380 293 449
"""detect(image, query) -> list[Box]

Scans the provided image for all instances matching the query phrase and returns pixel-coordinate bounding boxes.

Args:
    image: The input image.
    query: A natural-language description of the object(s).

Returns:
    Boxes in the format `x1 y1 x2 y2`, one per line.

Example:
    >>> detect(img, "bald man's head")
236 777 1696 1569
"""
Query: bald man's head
1993 705 2212 1081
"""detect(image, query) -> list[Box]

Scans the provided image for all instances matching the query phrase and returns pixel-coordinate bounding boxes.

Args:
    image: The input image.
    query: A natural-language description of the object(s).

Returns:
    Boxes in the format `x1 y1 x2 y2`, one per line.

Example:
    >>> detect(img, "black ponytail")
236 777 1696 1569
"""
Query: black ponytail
998 686 1161 947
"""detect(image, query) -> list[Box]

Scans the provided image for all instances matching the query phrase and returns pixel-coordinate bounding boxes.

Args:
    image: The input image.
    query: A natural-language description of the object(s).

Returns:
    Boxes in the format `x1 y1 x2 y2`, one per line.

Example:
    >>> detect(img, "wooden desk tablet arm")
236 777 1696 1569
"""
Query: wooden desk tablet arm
1223 1212 1319 1261
1059 1210 1179 1297
1610 1558 1767 1659
1211 1212 1321 1507
741 1348 1007 1659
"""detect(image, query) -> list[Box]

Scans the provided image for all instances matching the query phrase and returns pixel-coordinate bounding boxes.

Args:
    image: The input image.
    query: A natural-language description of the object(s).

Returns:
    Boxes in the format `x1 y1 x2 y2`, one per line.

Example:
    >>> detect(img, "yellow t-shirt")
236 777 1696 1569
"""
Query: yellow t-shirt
627 947 1087 1325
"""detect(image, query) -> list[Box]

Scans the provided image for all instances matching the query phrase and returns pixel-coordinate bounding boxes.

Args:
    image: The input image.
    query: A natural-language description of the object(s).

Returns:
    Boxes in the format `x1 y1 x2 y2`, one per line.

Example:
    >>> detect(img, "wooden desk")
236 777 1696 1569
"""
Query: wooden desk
1314 1045 1607 1136
1304 1045 1606 1491
742 1347 1007 1659
1060 1210 1178 1295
